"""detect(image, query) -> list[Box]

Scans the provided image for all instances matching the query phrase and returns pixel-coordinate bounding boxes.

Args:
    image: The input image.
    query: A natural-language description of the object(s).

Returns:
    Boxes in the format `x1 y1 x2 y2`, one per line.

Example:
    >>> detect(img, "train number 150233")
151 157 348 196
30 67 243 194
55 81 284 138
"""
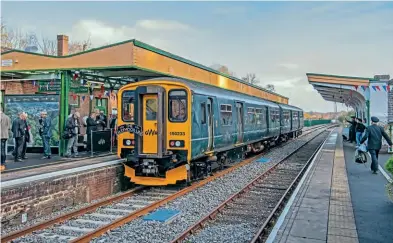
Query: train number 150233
170 132 185 136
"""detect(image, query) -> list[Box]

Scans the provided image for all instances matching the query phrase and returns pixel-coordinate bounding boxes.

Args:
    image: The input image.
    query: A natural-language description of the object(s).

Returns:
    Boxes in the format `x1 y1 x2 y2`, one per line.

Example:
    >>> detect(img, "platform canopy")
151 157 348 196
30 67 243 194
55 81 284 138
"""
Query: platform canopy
307 73 371 121
1 39 288 104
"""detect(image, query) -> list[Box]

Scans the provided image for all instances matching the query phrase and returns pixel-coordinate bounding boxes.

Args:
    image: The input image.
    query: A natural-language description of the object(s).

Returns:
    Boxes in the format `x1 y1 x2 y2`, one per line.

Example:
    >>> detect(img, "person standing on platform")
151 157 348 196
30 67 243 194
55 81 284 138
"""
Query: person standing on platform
96 109 107 131
12 112 26 162
65 112 80 158
355 118 366 147
345 116 357 143
86 112 99 152
1 106 11 171
39 111 52 159
360 116 393 174
21 112 30 160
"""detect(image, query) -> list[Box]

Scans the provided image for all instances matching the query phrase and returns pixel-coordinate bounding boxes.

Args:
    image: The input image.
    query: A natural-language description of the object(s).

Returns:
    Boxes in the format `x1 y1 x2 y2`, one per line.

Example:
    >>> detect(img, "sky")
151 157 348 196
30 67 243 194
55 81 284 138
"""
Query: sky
2 1 393 112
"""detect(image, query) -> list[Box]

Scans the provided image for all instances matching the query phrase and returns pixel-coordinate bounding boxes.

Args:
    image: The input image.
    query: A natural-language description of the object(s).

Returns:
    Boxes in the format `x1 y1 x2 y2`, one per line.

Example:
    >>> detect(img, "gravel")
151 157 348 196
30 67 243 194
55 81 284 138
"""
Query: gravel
89 129 329 243
1 190 127 236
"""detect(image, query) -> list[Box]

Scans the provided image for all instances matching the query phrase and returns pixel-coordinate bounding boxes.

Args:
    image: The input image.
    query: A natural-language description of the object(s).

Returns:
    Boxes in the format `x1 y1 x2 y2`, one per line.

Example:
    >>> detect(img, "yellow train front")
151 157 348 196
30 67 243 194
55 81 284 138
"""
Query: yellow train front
117 78 192 186
117 77 304 186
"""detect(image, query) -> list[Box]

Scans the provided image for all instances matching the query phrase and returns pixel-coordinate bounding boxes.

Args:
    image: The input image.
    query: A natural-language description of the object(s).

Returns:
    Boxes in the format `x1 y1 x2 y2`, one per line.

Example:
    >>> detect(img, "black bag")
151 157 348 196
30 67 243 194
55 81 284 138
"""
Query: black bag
62 130 73 140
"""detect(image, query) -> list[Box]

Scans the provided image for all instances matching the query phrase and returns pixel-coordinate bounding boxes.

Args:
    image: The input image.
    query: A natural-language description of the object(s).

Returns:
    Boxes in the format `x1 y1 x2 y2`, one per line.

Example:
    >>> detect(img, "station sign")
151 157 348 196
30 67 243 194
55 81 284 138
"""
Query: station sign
38 80 88 93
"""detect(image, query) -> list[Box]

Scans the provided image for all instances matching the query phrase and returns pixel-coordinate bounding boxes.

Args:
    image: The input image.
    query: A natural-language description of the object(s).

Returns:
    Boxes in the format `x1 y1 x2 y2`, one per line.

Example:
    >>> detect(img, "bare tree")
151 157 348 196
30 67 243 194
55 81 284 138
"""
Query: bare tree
242 73 259 85
1 23 92 55
265 84 275 92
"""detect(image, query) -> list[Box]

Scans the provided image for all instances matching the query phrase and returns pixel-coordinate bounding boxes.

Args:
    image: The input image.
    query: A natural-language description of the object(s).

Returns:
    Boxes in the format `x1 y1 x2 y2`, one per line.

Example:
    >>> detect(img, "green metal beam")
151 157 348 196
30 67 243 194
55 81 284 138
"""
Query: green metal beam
59 71 71 156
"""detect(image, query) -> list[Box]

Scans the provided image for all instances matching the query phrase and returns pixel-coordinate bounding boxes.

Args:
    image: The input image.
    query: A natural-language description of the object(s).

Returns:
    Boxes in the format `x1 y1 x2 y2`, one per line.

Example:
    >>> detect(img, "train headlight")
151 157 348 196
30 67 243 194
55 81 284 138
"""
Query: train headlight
169 140 185 148
125 140 132 146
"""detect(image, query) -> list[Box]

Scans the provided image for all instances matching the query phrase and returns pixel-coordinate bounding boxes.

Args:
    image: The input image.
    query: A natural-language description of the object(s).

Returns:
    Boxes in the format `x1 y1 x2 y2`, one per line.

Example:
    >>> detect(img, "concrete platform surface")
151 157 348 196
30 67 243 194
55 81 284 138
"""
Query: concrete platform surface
1 153 121 182
270 127 393 243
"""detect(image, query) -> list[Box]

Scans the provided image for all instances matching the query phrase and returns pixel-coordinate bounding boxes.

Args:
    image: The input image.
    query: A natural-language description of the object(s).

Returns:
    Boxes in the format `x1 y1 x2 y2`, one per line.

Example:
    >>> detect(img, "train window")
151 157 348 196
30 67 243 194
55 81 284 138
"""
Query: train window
220 104 232 126
145 99 157 120
256 108 266 125
122 91 135 122
247 107 255 124
201 102 206 124
270 109 279 123
169 90 187 122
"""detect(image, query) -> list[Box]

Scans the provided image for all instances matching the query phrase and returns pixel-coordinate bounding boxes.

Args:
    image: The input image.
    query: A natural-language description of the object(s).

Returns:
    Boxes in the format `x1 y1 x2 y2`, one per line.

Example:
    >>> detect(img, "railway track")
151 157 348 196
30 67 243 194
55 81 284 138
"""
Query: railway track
1 124 334 243
171 129 331 243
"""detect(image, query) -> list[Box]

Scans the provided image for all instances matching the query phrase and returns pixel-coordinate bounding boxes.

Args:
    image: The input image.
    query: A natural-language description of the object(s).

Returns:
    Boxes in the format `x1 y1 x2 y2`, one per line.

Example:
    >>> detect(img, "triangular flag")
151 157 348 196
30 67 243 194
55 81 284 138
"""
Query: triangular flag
383 85 387 92
354 85 358 90
32 81 36 87
372 86 377 91
362 86 367 91
375 86 381 91
101 85 105 93
72 94 77 101
81 96 85 101
90 95 94 100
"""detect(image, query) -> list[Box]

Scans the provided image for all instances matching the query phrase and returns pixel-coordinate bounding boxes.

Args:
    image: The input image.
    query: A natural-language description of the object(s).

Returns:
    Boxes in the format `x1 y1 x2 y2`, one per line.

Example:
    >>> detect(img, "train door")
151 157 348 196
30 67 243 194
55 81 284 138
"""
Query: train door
142 94 158 154
207 98 214 151
235 102 244 143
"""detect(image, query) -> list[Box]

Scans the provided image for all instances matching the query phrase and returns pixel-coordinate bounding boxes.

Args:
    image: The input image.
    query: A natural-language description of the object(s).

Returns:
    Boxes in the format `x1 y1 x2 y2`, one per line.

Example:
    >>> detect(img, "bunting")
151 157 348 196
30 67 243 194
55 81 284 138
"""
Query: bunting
372 86 377 91
90 95 94 100
81 96 86 102
354 85 358 90
362 86 367 91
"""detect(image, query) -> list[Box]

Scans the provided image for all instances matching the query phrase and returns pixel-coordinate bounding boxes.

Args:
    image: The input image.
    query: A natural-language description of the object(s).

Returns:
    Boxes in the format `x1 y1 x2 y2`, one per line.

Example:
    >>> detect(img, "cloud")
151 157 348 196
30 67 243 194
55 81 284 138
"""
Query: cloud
212 6 247 15
277 63 299 70
135 20 190 31
67 19 195 49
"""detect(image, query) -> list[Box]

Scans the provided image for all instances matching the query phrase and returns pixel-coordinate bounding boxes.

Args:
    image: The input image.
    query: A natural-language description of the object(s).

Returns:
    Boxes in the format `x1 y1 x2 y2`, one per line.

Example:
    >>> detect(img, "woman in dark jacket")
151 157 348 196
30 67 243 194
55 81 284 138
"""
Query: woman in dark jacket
85 112 99 152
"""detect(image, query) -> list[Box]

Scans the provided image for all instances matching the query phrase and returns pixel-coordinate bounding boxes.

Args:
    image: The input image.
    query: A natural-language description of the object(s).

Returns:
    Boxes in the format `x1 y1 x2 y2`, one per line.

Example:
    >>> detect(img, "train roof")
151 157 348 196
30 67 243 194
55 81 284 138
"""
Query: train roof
279 103 303 112
146 77 281 108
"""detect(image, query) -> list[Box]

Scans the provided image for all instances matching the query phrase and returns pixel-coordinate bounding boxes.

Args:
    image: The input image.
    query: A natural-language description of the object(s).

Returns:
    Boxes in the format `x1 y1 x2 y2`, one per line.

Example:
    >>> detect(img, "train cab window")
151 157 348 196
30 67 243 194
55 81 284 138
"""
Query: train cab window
169 90 187 122
220 104 232 126
247 107 256 124
145 99 157 120
201 102 206 124
122 91 135 122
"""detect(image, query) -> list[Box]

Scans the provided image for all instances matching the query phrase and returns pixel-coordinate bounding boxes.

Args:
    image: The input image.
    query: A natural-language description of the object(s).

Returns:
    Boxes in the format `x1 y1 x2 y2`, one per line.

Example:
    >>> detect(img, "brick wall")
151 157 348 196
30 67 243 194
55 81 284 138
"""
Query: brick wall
1 165 126 228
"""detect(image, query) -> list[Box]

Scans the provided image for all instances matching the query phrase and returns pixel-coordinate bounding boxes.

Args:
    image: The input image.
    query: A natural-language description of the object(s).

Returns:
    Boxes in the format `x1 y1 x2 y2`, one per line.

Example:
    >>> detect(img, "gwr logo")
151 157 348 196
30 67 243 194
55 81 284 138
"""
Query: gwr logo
98 139 106 145
145 129 158 136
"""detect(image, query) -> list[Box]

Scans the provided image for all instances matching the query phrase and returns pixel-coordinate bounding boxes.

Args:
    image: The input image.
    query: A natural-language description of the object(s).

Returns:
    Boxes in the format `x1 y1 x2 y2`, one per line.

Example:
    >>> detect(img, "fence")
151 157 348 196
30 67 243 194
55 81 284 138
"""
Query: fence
90 129 114 156
304 119 332 127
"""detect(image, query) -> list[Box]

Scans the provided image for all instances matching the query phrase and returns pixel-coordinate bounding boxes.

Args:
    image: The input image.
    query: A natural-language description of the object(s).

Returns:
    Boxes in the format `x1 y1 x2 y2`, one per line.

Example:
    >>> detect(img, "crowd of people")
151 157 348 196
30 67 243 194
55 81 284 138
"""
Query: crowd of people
345 115 392 174
0 107 118 171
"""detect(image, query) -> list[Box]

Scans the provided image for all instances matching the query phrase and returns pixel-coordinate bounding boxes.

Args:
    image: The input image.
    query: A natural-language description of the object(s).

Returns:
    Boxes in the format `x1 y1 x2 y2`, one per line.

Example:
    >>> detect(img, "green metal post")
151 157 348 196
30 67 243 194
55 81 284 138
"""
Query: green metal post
366 100 370 126
59 71 70 156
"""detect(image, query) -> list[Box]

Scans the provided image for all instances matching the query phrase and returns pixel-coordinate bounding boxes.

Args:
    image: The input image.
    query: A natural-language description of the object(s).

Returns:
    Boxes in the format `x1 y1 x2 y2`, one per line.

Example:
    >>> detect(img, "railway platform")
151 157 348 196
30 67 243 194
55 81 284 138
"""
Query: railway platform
269 127 393 243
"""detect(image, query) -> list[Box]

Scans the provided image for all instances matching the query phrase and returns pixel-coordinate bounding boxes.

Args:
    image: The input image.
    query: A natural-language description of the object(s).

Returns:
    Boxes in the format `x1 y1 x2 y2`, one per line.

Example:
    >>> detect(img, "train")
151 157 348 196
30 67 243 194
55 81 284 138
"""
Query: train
117 77 304 186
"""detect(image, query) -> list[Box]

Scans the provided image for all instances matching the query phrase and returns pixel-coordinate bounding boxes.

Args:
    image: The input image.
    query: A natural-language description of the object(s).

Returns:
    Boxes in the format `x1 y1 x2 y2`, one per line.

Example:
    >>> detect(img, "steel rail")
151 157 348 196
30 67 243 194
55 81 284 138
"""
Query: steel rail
2 124 331 243
170 126 334 243
1 186 146 243
249 132 329 243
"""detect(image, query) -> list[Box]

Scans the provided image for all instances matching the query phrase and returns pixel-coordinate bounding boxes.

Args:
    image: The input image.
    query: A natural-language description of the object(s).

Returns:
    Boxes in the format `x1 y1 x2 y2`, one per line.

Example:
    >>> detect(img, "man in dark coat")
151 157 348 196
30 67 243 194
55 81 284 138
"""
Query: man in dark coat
21 112 30 160
345 116 357 143
355 118 366 147
11 112 26 162
39 111 52 159
360 116 392 174
86 112 100 152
